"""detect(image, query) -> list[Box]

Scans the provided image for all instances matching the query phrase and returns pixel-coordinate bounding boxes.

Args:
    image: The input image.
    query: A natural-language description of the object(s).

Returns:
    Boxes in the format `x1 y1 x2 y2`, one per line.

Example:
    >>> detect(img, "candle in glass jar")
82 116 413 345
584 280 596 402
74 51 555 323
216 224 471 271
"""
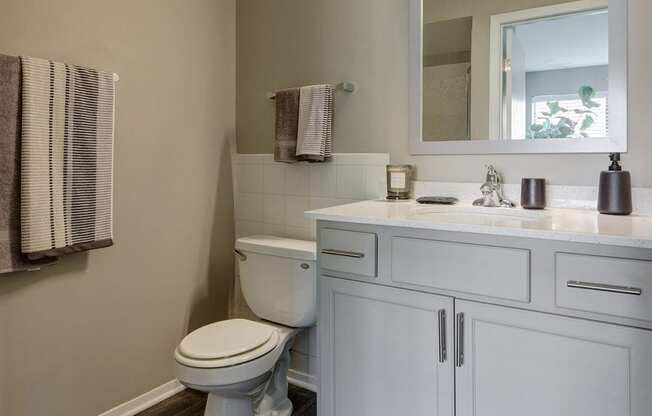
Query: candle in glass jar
386 165 412 200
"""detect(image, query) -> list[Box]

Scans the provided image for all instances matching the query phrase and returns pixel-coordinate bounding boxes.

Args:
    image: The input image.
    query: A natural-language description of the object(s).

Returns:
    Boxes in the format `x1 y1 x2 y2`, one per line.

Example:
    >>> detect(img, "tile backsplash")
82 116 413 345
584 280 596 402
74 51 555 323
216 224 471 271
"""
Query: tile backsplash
233 153 389 241
414 181 652 214
231 153 389 389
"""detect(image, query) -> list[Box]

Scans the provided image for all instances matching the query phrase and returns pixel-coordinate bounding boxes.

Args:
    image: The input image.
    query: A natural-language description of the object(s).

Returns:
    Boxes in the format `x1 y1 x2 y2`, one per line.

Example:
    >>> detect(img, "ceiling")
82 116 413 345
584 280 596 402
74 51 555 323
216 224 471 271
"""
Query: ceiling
514 10 609 72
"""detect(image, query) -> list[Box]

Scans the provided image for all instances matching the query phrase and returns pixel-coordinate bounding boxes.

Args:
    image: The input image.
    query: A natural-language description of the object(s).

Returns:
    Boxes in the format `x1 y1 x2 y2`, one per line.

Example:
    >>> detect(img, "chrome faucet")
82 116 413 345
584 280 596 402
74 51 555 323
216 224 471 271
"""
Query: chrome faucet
472 165 515 208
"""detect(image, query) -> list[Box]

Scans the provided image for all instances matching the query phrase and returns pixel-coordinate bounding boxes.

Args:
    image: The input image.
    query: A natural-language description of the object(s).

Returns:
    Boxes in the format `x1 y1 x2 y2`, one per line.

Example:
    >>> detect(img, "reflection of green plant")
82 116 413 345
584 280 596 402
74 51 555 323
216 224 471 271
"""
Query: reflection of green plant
528 85 601 139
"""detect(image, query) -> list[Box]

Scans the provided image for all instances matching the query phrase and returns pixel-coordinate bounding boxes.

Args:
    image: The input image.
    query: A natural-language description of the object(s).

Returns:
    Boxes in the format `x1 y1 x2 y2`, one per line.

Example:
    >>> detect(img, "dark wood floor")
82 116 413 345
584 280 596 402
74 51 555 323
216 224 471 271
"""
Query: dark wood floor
136 384 316 416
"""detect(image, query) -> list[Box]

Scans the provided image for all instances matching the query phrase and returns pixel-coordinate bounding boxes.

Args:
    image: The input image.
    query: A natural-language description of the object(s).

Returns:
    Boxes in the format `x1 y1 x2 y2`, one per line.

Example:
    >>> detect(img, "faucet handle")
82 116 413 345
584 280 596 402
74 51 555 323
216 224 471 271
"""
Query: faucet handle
484 165 500 184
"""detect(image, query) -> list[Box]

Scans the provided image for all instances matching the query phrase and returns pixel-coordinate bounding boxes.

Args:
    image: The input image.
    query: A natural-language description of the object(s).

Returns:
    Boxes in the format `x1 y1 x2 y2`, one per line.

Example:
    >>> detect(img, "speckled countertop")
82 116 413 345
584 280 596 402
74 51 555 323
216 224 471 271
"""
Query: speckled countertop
305 200 652 249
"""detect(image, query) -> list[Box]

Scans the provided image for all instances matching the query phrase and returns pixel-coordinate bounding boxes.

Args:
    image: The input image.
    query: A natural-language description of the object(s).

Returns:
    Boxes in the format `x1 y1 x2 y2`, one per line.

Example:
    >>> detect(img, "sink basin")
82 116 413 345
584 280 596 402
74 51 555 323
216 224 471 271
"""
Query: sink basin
411 206 550 226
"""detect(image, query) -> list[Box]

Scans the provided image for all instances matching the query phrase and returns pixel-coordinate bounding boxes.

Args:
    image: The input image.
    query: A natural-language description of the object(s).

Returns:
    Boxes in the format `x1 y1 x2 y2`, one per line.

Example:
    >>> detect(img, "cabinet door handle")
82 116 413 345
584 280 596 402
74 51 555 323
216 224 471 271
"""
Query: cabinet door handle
438 309 447 363
567 280 642 296
455 313 465 368
321 249 365 259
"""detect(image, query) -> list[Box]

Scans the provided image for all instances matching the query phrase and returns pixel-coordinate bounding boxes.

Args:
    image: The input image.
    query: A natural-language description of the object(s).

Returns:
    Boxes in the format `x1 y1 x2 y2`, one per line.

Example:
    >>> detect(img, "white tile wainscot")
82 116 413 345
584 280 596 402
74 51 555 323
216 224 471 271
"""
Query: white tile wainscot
232 153 390 389
234 154 389 241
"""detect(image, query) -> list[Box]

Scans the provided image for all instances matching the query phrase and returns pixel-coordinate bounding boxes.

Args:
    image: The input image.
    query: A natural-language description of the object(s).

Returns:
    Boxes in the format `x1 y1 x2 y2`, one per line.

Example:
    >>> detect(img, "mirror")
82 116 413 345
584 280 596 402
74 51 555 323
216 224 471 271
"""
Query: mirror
409 0 628 154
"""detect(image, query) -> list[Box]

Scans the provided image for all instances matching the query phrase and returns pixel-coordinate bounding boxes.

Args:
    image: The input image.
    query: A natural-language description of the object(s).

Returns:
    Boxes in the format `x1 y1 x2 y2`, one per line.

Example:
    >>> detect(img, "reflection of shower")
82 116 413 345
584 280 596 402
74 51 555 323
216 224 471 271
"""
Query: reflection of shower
465 65 471 139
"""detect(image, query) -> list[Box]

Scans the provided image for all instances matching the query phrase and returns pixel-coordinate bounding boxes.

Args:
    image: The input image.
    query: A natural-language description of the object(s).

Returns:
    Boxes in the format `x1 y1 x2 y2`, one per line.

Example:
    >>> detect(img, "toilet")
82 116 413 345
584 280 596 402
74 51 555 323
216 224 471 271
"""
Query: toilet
174 235 317 416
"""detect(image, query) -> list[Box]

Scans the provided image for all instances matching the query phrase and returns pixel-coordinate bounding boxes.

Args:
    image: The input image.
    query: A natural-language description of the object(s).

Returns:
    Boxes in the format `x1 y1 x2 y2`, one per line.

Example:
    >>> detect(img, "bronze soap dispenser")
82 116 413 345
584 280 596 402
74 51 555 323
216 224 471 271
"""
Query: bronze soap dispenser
597 153 632 215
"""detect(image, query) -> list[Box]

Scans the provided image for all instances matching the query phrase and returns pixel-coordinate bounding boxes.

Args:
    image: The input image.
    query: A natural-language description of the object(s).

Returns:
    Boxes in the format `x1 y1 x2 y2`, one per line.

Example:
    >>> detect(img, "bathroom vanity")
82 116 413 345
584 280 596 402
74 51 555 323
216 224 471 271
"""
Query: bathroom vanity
307 201 652 416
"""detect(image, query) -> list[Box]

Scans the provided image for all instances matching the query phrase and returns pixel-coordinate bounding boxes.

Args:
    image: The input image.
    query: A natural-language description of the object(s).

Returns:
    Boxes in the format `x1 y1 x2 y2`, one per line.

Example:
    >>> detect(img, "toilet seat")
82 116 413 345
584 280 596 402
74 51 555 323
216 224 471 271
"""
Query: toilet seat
175 319 280 368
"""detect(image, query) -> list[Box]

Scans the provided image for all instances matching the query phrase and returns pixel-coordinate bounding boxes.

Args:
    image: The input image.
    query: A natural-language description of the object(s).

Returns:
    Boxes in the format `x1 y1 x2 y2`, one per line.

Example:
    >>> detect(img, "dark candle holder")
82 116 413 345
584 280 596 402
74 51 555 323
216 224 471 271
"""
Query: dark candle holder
521 178 546 210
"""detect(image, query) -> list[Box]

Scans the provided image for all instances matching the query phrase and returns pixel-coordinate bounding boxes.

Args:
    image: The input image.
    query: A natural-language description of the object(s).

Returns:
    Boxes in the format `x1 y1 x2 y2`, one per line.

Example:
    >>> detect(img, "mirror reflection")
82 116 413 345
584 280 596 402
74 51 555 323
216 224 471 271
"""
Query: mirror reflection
422 0 610 142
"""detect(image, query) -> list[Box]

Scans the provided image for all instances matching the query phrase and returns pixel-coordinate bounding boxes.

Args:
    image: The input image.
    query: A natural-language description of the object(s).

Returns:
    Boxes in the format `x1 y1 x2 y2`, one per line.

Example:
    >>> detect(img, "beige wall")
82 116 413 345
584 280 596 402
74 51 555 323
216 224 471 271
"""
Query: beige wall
237 0 652 187
0 1 235 415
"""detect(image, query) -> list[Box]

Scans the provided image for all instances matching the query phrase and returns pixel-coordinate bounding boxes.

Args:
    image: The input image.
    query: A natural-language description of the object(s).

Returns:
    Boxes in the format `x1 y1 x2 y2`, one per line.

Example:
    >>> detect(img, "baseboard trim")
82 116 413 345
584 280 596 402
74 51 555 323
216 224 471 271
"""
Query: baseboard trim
99 373 314 415
288 369 318 393
98 379 186 416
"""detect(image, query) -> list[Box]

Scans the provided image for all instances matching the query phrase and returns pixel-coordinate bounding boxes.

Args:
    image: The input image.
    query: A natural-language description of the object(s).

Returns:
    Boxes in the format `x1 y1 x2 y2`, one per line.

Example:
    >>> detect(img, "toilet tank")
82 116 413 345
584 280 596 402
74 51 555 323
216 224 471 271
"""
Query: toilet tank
235 236 317 328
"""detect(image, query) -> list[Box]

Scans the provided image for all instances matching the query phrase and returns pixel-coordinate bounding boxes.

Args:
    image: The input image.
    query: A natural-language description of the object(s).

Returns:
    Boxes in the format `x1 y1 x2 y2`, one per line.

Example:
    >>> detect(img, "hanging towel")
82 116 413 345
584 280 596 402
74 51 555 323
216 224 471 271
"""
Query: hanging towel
274 88 300 163
296 84 334 162
0 54 24 273
0 54 55 274
0 54 29 273
20 56 115 259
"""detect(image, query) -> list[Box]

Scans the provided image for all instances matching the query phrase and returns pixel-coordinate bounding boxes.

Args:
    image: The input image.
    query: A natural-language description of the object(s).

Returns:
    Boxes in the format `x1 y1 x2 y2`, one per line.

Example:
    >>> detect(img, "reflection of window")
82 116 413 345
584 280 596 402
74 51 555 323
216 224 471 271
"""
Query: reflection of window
531 92 608 138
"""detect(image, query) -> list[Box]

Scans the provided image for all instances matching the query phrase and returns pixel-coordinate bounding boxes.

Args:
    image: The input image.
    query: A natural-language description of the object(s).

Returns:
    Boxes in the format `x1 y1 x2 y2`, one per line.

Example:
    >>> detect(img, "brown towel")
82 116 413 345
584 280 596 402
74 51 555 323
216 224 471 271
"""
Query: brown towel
274 88 300 163
0 54 23 273
0 54 53 274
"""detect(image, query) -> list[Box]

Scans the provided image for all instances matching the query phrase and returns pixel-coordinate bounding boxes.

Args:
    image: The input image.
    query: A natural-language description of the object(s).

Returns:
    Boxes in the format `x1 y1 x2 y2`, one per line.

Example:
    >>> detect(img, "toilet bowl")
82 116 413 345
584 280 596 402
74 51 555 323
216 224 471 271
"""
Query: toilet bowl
174 236 316 416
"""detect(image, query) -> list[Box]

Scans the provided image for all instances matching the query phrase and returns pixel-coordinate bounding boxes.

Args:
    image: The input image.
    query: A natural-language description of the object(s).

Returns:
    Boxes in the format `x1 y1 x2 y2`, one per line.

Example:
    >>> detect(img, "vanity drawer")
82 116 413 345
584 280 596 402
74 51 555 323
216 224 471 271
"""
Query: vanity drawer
555 253 652 322
320 229 377 277
391 237 530 302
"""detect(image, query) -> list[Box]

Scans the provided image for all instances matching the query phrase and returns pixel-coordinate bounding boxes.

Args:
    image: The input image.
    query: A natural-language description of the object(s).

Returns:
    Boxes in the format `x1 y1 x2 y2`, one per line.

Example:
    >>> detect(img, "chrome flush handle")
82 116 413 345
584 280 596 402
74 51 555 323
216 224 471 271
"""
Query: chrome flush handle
233 249 247 261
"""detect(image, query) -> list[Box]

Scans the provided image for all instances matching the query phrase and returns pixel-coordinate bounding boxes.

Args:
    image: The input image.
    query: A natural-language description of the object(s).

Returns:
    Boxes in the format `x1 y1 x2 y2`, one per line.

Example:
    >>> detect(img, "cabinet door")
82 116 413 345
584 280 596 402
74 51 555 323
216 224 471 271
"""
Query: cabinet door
319 276 454 416
455 300 652 416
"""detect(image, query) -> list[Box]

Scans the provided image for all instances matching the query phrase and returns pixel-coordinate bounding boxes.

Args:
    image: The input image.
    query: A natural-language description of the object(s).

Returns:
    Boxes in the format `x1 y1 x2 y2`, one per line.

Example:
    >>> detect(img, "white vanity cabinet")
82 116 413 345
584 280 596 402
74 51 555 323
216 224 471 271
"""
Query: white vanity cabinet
319 276 454 416
316 222 652 416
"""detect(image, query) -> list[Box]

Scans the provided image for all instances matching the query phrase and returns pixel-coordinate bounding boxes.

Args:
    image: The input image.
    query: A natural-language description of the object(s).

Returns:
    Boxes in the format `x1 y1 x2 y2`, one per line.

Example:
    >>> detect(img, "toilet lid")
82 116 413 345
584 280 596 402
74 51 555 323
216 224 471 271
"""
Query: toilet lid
178 319 275 360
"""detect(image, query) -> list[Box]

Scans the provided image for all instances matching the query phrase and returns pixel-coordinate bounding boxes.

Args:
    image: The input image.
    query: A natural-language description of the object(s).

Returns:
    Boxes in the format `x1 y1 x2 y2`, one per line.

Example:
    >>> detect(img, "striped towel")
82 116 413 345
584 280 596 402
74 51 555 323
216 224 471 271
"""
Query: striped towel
20 56 114 259
296 84 333 162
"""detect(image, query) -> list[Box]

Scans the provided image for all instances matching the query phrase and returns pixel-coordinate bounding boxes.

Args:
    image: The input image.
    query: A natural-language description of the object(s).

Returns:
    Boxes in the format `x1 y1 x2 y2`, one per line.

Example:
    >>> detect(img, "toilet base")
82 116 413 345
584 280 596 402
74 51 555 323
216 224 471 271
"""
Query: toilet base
196 336 295 416
253 338 293 416
205 394 252 416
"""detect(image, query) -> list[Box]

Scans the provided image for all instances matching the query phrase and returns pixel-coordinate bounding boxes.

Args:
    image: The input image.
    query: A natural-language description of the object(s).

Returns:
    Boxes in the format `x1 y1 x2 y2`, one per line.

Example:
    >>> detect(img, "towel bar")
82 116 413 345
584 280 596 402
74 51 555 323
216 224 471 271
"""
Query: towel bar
267 81 356 99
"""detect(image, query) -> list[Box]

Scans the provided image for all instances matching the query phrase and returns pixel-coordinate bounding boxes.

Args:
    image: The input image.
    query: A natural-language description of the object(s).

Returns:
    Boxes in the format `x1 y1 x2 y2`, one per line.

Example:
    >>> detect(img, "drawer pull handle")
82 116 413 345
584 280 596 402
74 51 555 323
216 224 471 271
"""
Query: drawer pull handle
438 309 447 363
567 280 642 296
321 249 365 259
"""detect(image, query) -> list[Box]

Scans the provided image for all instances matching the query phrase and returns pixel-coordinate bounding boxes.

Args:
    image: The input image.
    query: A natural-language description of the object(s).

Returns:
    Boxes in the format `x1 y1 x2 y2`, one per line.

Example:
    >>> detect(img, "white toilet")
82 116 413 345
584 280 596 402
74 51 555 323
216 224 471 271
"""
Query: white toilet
174 235 317 416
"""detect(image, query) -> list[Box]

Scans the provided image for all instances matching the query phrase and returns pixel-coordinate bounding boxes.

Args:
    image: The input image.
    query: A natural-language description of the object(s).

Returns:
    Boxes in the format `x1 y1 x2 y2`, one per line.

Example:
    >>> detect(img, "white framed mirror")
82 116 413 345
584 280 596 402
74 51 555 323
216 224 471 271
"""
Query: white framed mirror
409 0 628 154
